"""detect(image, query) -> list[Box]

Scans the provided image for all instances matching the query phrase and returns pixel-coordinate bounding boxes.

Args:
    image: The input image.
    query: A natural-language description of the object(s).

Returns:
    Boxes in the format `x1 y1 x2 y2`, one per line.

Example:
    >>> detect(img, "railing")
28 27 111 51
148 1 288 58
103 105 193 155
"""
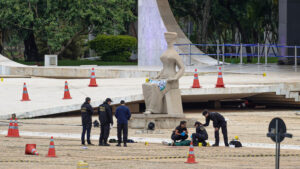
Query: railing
174 43 299 67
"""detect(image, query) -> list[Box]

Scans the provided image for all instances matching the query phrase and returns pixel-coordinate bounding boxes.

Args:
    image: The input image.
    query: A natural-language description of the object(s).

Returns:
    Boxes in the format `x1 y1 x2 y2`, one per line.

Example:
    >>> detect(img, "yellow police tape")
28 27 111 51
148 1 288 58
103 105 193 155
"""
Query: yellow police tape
0 154 299 163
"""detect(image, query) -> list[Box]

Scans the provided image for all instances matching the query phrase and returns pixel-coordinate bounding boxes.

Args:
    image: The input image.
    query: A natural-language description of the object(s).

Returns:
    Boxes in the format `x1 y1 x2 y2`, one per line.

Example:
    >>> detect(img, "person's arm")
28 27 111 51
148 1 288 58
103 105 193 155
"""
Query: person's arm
88 105 94 116
175 129 180 135
203 117 210 126
185 128 188 135
115 107 119 118
127 107 131 120
107 106 113 124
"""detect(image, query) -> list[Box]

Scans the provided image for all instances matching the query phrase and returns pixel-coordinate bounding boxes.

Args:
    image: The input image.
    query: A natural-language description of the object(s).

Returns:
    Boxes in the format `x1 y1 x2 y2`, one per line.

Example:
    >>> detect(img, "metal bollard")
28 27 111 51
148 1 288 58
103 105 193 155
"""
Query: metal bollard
239 43 243 64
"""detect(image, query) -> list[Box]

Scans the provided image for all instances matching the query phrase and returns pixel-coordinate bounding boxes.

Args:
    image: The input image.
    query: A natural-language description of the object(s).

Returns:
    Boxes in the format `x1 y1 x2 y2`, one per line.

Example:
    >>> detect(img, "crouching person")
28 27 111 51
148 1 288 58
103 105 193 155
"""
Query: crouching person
192 121 208 146
171 121 188 144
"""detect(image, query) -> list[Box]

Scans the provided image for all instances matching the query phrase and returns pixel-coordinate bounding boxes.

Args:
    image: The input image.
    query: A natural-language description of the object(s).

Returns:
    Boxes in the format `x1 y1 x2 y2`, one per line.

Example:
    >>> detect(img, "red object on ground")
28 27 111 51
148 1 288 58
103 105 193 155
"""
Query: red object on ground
6 118 20 137
6 118 14 137
191 68 201 88
46 136 56 157
185 141 198 164
63 81 72 99
215 66 225 88
25 144 39 155
21 83 31 101
88 68 98 87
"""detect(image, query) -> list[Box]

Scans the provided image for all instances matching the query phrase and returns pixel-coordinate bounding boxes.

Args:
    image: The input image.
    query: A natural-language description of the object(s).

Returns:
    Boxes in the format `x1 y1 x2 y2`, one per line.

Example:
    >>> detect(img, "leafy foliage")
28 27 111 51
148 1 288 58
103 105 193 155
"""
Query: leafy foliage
89 35 137 62
0 0 136 60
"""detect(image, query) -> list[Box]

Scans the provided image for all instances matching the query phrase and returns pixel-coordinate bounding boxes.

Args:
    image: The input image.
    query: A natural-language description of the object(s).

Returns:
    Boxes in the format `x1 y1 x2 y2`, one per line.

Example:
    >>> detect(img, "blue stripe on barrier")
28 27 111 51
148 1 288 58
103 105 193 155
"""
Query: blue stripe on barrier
49 145 55 148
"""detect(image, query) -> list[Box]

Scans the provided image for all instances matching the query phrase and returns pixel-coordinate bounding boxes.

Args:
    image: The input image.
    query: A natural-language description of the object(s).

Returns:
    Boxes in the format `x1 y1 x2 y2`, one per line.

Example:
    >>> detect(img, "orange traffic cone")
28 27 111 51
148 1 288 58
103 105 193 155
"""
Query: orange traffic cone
185 141 198 164
46 136 56 157
63 81 72 99
6 118 14 137
215 66 225 88
191 69 201 88
25 144 39 155
21 83 30 101
12 118 20 137
88 68 98 87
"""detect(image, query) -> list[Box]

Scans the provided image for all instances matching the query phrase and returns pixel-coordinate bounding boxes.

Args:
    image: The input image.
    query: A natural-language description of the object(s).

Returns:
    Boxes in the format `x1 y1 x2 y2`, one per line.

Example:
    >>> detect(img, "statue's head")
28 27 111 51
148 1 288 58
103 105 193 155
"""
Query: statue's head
164 32 177 45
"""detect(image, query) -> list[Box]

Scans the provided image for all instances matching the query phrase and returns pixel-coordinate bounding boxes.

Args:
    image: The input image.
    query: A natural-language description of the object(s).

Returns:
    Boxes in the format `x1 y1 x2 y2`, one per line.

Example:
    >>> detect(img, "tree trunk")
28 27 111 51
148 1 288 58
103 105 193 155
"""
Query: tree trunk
24 31 39 61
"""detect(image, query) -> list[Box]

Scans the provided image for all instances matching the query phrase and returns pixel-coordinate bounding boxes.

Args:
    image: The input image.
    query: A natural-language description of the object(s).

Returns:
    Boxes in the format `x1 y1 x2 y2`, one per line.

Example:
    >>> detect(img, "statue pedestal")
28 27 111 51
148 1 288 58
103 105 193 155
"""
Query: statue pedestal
129 114 197 129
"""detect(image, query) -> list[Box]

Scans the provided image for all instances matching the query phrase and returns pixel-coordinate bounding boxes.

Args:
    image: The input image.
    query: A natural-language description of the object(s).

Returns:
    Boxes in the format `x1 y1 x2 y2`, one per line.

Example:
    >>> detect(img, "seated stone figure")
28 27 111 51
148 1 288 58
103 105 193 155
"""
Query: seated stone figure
142 32 184 114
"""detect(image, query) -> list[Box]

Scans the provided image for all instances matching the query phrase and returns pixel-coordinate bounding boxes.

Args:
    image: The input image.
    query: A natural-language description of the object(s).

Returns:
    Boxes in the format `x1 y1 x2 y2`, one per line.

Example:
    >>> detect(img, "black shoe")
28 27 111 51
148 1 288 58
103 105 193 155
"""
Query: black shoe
81 143 86 146
124 143 127 147
103 143 110 146
116 143 121 147
88 143 94 146
212 144 219 147
98 143 104 146
225 143 229 147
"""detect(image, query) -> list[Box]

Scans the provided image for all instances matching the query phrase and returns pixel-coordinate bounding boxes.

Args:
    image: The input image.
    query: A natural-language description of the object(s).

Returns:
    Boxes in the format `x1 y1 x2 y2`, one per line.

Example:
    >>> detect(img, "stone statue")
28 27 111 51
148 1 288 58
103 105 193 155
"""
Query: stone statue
142 32 185 115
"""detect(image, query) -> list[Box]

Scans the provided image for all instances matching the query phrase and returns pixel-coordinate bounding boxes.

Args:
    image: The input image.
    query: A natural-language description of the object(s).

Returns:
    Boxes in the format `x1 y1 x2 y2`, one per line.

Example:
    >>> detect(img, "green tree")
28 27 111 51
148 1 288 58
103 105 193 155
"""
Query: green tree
0 0 136 61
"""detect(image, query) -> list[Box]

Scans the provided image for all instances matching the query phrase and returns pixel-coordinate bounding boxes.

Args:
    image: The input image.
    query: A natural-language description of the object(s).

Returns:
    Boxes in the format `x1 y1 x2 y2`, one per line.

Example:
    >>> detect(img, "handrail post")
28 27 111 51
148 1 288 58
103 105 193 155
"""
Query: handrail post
257 43 260 64
217 42 220 65
222 43 225 65
265 44 268 66
189 44 192 66
240 43 243 64
295 46 297 68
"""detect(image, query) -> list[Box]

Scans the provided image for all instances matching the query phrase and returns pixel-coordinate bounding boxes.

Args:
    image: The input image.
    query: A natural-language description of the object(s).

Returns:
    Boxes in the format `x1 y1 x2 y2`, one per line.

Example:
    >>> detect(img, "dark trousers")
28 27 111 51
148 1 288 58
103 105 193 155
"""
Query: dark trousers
99 123 110 144
192 133 207 146
117 123 128 144
81 123 92 144
215 123 228 146
171 134 188 142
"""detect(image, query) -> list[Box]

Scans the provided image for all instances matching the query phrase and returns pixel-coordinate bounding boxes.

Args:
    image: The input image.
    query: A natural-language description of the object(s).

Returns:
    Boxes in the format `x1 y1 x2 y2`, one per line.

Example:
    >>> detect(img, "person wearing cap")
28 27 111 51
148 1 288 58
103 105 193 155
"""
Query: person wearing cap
192 121 208 146
202 109 228 147
98 98 113 146
81 97 94 145
115 100 131 147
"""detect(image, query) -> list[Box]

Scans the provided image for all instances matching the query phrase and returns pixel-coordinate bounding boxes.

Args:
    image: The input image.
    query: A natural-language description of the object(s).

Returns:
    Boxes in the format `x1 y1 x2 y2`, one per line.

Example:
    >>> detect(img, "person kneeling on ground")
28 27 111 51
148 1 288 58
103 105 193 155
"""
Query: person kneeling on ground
171 121 188 144
192 121 208 146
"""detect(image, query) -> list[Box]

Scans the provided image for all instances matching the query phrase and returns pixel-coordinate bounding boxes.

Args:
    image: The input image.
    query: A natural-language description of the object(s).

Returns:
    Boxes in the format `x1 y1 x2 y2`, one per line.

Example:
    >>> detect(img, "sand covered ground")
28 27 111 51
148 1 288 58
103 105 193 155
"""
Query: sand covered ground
0 110 300 169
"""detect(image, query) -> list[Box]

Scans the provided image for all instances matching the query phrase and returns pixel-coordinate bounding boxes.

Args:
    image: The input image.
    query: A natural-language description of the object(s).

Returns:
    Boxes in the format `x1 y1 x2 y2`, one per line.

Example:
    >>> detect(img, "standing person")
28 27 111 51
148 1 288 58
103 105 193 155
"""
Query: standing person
115 100 131 147
192 121 208 146
98 98 113 146
81 97 94 145
202 109 229 147
171 121 188 144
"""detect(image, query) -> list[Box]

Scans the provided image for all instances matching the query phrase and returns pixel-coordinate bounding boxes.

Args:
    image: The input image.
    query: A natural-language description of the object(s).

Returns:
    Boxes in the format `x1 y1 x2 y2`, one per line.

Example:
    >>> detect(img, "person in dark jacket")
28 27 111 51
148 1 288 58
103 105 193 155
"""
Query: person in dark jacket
192 121 208 146
171 121 188 144
203 109 229 147
115 100 131 147
81 97 94 145
98 98 113 146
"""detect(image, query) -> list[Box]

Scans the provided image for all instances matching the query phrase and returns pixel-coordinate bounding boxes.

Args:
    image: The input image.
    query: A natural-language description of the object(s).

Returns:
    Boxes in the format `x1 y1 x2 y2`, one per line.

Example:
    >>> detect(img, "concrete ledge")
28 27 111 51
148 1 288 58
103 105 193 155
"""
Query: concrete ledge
130 114 197 129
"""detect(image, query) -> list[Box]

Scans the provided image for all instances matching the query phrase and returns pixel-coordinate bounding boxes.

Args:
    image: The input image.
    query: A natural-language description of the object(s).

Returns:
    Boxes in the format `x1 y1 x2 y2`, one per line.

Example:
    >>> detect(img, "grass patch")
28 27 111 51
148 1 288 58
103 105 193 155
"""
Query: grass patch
15 59 137 66
224 57 278 64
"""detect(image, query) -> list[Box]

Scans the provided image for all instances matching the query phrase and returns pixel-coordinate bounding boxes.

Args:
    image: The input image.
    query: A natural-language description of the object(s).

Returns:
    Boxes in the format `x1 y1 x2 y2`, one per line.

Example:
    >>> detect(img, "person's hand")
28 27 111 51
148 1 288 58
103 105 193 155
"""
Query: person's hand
215 128 219 131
